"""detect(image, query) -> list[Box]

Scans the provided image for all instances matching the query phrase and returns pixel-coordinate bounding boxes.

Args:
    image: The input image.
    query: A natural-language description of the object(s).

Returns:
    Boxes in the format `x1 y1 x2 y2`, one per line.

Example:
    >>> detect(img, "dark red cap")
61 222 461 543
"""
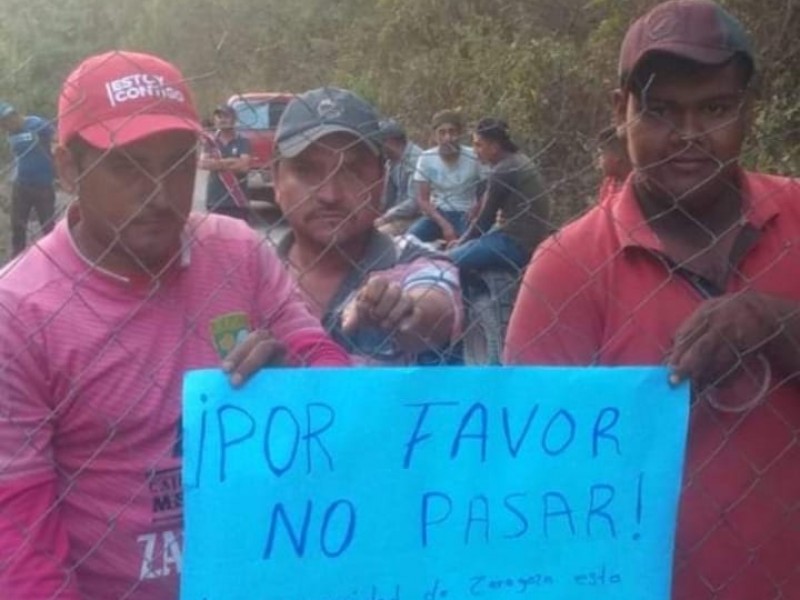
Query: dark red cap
619 0 754 87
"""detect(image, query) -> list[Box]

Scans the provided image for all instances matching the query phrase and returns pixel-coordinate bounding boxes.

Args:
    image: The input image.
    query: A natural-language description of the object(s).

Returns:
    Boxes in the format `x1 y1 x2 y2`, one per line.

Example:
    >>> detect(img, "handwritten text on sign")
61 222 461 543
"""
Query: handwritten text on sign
181 366 689 600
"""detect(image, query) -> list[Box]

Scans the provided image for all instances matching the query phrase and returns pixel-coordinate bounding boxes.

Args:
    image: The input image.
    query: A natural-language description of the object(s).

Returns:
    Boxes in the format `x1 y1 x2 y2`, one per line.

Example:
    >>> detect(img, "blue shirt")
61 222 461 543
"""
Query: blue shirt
7 116 55 186
204 132 251 210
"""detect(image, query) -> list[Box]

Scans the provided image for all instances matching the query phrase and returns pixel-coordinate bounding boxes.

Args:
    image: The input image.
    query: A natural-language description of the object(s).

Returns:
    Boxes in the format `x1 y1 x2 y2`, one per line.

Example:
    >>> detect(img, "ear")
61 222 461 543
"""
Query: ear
612 89 628 138
271 161 287 211
55 146 80 194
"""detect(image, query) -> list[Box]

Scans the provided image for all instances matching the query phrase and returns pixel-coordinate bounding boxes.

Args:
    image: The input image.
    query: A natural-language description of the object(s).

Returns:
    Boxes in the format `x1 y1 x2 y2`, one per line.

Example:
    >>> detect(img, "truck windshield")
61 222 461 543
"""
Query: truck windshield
231 100 288 130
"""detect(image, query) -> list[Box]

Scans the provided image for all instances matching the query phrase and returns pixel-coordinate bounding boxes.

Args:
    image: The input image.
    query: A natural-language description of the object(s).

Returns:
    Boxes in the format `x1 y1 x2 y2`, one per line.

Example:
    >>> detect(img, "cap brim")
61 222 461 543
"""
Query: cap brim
277 124 381 158
77 114 202 149
651 41 735 64
625 42 738 85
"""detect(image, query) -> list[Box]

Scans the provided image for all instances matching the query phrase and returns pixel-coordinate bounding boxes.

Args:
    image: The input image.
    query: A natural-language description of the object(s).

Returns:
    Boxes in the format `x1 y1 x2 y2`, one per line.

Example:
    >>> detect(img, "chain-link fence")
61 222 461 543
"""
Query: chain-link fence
2 0 800 598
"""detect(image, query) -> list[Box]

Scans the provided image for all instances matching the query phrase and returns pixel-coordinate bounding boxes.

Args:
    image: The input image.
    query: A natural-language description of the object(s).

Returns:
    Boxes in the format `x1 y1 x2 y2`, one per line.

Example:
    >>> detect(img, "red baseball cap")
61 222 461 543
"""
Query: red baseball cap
619 0 754 87
58 50 201 148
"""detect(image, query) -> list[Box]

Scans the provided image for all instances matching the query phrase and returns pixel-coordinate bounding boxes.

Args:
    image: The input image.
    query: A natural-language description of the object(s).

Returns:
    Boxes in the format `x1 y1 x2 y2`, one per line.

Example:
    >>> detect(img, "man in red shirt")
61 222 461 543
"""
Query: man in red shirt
505 1 800 598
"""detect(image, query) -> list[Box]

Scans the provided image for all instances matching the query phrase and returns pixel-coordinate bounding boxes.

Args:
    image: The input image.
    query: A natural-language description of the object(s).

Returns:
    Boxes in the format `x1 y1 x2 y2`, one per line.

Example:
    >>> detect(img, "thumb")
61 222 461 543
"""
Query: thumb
340 299 362 334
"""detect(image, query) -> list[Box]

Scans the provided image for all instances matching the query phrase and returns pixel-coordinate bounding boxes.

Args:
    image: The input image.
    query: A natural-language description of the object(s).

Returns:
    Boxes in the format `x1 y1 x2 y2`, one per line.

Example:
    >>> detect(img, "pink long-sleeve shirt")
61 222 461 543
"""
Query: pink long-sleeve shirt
0 212 349 599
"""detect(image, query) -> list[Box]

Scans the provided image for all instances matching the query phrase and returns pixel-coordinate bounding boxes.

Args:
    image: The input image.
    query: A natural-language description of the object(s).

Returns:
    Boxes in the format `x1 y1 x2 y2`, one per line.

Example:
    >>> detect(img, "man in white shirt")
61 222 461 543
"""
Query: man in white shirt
407 110 483 243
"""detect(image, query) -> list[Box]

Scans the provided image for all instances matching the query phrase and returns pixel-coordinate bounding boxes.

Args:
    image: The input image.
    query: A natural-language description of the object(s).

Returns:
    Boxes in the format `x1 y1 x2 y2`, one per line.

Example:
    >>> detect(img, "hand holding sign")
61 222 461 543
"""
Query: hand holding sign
221 330 287 387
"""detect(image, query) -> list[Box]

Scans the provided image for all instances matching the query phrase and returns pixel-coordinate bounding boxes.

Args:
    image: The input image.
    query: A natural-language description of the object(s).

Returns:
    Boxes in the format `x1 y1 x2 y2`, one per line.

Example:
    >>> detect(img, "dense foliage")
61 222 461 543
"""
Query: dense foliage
0 0 797 221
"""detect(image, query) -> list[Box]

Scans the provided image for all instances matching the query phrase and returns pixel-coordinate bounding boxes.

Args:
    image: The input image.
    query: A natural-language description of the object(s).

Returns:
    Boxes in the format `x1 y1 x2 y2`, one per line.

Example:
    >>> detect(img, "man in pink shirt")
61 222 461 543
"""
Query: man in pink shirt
0 51 349 599
506 2 800 598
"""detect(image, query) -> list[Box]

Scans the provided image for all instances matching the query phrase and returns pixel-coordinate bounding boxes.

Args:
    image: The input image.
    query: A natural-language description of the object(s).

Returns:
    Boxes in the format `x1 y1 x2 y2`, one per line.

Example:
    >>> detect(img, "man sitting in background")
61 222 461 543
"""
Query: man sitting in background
448 117 549 275
407 109 483 244
375 118 423 237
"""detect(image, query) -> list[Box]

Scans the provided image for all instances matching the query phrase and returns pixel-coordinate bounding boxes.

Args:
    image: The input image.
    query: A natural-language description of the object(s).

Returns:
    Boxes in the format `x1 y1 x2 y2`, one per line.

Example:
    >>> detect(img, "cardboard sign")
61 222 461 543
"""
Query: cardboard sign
181 366 689 600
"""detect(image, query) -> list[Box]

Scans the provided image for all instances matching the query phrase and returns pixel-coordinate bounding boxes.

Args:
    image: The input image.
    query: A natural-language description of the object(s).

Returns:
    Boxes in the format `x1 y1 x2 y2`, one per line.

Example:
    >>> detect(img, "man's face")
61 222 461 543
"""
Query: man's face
383 137 405 163
615 60 750 213
435 123 461 158
60 130 197 273
473 133 501 165
214 111 236 131
274 132 384 248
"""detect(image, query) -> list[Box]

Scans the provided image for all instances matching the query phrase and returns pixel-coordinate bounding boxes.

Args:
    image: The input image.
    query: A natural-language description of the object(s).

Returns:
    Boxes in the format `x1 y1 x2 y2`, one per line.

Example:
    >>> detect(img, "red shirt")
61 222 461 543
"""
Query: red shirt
505 171 800 599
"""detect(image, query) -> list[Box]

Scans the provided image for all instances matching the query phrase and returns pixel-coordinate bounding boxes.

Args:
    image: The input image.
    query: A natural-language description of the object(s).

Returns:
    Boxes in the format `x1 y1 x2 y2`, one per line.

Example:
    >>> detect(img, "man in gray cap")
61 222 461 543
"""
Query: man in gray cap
0 101 56 257
273 87 462 364
506 2 800 599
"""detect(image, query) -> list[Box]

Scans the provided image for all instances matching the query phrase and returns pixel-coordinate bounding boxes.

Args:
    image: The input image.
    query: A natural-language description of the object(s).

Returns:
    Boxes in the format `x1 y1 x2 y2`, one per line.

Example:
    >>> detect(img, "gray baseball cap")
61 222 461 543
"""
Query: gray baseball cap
378 118 406 140
275 87 382 158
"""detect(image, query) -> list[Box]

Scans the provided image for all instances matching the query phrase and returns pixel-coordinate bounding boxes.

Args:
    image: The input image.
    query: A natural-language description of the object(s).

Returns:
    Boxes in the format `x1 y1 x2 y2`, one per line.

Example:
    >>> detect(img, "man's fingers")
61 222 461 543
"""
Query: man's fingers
360 277 390 306
340 279 388 334
667 309 713 384
670 327 742 390
340 299 364 334
671 312 711 359
380 293 415 331
370 282 404 322
222 331 287 387
342 281 415 335
669 331 713 387
398 302 425 334
222 333 260 373
229 339 287 387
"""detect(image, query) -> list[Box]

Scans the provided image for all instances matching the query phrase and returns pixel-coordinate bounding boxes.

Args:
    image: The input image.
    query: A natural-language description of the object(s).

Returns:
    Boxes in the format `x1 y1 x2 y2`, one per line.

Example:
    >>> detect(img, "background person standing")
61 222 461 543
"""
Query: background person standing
199 105 251 221
0 102 56 257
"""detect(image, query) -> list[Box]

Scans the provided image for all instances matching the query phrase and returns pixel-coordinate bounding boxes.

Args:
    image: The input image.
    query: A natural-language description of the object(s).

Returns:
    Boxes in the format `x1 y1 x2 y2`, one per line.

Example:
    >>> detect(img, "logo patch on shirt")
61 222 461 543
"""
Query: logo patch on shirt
210 312 251 358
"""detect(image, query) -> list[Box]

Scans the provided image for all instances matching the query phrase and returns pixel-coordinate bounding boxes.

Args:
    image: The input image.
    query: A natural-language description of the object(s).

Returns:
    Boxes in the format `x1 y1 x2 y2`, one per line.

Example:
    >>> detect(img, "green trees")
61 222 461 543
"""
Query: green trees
0 0 796 221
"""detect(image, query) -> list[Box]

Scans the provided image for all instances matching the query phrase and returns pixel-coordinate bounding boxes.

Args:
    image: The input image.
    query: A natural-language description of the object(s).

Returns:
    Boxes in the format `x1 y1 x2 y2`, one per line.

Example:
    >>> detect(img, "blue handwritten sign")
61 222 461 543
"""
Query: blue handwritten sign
181 366 689 600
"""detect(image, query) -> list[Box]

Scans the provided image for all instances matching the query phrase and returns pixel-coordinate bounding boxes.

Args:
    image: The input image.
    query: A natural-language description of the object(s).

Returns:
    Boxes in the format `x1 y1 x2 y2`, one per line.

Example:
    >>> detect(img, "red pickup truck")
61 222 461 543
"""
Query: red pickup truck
226 92 294 203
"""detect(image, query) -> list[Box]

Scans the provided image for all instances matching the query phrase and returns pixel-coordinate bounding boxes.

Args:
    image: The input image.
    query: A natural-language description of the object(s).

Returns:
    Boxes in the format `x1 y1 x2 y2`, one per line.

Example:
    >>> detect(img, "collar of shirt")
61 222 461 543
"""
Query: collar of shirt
64 203 192 287
608 169 780 254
